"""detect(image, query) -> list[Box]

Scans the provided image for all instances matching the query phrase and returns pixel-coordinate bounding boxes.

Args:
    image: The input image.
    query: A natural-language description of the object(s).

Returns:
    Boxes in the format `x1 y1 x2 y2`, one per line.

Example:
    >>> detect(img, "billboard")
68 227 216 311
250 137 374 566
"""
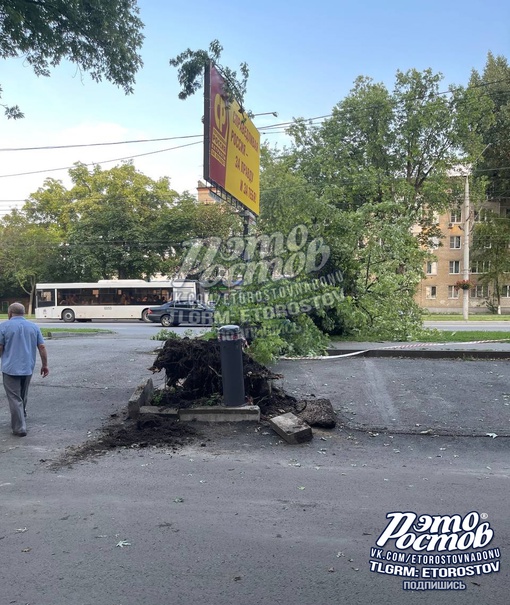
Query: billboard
204 63 260 216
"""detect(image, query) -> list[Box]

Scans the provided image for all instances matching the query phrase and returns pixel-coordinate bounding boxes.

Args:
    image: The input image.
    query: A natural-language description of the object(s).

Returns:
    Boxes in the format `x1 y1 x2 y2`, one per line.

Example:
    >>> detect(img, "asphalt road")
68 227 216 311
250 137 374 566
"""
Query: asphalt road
0 329 508 604
35 317 510 336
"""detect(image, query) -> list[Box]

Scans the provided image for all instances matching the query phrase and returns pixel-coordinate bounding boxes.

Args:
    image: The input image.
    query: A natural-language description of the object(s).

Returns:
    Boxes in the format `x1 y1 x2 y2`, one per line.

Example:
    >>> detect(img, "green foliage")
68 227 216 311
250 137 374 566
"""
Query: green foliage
0 83 23 118
16 162 241 282
151 391 164 406
470 53 510 197
245 329 287 366
61 163 177 279
213 278 335 364
472 212 510 311
150 329 181 342
254 65 489 346
0 0 144 92
0 210 62 311
150 328 196 341
157 194 242 277
287 68 489 237
1 161 244 294
169 39 249 109
0 0 144 118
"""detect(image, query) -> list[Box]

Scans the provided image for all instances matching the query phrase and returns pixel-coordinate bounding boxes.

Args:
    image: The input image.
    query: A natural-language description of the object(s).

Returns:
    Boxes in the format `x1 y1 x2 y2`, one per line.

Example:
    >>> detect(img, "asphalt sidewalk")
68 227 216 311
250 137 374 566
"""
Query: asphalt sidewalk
274 338 510 437
327 338 510 356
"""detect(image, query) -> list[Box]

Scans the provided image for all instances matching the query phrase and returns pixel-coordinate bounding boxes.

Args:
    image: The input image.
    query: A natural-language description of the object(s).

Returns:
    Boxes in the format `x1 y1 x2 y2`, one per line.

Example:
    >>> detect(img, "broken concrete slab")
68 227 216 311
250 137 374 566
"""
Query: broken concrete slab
127 378 154 419
296 398 336 428
268 412 313 444
179 405 260 423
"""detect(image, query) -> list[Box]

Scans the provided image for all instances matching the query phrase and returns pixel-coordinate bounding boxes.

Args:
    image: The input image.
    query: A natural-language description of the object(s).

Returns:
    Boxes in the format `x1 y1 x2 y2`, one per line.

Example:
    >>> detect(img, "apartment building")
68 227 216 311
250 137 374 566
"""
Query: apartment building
415 198 510 313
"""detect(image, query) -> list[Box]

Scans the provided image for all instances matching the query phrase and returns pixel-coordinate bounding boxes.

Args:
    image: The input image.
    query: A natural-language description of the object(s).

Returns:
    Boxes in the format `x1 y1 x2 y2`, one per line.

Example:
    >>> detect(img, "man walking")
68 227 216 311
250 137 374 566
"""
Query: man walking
0 303 49 437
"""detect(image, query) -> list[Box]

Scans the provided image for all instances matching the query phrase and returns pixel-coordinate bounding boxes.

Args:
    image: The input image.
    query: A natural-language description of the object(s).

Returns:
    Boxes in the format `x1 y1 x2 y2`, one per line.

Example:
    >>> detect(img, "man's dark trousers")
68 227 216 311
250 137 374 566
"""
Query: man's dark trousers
2 373 31 434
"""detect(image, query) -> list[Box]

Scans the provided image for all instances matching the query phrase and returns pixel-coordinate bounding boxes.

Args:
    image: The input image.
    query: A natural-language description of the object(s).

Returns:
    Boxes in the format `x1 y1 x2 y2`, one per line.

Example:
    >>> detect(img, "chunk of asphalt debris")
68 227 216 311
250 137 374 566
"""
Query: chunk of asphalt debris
269 412 313 444
296 398 336 428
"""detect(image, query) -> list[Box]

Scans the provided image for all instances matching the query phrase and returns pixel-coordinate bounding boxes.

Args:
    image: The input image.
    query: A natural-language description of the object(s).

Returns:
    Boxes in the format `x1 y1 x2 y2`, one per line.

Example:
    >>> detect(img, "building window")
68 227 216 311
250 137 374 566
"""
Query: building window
471 285 489 298
449 260 460 274
471 261 490 273
426 286 437 299
450 236 461 249
426 261 437 275
502 285 510 298
474 209 490 222
450 208 462 223
448 286 459 299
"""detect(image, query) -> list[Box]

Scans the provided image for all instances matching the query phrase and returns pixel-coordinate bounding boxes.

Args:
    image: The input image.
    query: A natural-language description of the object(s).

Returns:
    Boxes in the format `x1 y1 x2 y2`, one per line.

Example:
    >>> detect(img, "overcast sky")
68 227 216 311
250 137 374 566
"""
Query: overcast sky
1 0 509 217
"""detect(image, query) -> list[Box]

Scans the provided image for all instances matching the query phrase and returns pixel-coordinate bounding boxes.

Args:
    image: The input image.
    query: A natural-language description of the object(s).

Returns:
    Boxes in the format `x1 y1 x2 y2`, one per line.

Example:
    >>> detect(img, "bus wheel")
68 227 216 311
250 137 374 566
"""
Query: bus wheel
141 309 151 323
62 309 75 323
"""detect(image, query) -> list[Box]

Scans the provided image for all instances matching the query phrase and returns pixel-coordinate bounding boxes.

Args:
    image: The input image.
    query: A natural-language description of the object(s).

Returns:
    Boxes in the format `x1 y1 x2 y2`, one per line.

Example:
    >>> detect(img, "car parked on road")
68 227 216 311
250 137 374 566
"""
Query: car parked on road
146 300 214 327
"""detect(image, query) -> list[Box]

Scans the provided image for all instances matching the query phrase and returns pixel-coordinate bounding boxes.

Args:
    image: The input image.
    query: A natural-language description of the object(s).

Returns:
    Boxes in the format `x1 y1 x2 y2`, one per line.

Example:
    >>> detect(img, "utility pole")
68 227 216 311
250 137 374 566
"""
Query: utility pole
462 172 470 321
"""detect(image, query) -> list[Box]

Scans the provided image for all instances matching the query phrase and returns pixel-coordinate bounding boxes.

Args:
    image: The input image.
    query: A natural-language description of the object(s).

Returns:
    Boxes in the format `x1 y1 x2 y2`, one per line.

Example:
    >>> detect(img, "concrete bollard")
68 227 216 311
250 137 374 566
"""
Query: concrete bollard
218 325 246 407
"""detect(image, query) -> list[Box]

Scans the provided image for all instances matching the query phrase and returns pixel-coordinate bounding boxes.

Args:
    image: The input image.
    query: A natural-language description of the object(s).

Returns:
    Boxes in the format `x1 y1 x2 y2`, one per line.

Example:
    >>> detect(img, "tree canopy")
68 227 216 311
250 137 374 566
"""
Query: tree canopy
470 52 510 198
0 162 242 304
0 0 144 117
169 39 249 109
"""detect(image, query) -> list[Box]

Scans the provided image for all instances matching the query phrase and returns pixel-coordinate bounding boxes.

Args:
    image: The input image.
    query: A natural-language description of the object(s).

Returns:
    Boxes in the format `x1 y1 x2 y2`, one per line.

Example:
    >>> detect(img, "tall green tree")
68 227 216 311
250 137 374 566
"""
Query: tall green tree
472 212 510 314
261 146 428 340
17 162 242 282
469 53 510 198
254 67 492 343
289 68 491 237
0 0 144 117
0 211 62 311
150 193 243 278
32 162 180 280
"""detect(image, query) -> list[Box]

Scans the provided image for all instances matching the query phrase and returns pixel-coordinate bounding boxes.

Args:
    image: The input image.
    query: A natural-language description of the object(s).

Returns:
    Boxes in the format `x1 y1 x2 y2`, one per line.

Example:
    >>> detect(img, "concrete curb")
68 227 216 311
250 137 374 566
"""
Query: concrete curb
45 331 101 339
128 379 260 422
325 349 510 359
128 378 154 419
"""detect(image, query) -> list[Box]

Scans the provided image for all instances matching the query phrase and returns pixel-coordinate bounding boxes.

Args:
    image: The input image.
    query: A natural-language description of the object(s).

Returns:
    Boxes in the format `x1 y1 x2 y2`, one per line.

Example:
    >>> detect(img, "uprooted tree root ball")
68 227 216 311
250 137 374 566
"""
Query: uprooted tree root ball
149 338 301 418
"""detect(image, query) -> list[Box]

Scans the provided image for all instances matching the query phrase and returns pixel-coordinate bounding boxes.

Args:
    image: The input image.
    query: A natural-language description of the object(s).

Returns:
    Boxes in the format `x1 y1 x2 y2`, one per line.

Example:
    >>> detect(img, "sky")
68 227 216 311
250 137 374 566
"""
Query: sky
0 0 509 217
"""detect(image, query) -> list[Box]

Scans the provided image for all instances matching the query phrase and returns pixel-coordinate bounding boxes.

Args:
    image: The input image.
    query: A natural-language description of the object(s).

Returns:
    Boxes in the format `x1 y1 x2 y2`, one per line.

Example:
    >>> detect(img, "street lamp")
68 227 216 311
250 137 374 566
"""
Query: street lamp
459 144 491 321
251 111 278 117
462 170 470 321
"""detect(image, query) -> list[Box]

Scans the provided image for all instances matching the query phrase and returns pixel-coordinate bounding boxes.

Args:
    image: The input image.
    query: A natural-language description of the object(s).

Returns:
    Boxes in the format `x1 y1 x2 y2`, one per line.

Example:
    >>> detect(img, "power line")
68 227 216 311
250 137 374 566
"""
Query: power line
0 141 202 180
0 78 508 197
2 78 508 155
0 134 203 153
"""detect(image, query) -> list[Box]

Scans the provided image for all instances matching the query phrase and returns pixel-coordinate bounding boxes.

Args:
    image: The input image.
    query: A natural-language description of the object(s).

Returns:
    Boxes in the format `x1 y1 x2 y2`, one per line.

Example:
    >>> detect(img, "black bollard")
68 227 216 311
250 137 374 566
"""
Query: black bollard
218 325 245 407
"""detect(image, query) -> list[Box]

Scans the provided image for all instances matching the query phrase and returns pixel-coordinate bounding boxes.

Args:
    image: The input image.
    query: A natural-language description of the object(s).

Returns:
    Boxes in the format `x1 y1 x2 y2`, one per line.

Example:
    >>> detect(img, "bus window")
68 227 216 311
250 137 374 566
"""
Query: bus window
36 289 55 307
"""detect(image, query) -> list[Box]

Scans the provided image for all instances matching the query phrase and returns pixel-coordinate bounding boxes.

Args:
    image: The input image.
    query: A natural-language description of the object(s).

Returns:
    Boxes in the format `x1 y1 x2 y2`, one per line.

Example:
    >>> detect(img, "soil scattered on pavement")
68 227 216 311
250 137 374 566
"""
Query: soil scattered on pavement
50 338 329 467
50 416 200 468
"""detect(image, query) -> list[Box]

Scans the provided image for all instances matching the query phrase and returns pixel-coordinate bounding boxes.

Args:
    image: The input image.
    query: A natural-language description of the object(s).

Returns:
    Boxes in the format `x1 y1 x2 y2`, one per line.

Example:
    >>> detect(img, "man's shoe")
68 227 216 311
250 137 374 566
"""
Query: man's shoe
13 431 27 437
